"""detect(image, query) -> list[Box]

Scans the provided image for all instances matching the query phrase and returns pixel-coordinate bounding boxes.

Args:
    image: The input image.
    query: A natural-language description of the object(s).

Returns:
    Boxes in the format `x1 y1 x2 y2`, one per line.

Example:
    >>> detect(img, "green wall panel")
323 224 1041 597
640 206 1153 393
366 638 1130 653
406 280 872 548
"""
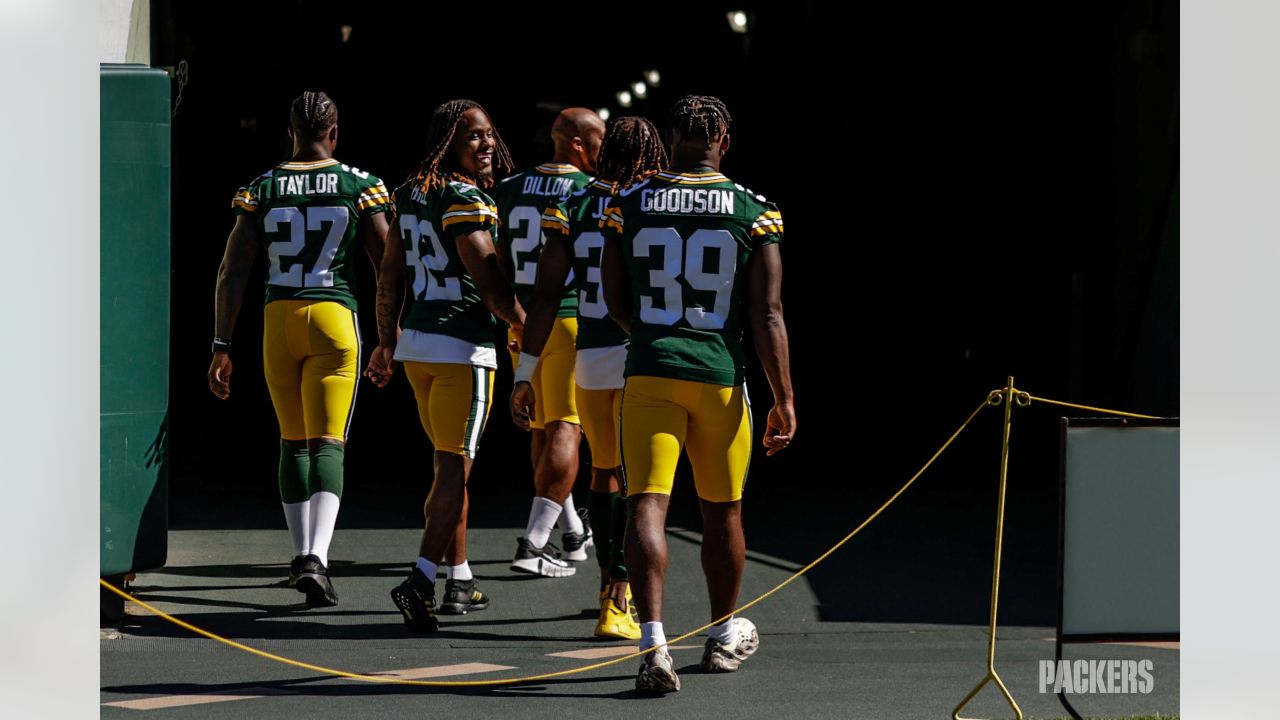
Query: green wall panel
100 64 170 577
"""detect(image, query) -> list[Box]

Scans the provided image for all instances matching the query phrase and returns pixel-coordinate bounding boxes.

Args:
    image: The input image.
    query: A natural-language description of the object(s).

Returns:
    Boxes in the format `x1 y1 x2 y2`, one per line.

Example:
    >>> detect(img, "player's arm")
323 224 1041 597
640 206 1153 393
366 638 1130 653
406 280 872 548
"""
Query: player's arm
748 242 796 455
601 234 632 335
509 232 572 430
208 214 261 400
495 217 517 285
365 209 403 388
457 228 526 331
360 210 391 281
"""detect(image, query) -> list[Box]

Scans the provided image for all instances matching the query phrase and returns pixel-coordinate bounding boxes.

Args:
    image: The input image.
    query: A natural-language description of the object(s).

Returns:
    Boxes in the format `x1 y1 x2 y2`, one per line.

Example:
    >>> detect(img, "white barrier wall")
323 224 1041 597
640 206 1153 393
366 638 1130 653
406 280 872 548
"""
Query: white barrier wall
99 0 149 64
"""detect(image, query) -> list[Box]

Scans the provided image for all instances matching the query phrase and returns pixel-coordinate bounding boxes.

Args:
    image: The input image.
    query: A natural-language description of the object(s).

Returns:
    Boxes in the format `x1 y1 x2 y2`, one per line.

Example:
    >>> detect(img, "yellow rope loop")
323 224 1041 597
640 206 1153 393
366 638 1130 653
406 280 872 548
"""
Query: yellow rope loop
986 390 1004 406
1014 390 1031 407
99 397 994 689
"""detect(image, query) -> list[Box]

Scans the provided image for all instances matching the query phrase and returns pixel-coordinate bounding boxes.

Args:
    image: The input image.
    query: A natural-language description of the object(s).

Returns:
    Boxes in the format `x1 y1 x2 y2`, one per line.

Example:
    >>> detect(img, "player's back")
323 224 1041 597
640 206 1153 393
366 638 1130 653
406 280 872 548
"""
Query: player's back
233 158 390 310
391 178 499 346
543 180 629 350
492 163 591 314
601 167 784 386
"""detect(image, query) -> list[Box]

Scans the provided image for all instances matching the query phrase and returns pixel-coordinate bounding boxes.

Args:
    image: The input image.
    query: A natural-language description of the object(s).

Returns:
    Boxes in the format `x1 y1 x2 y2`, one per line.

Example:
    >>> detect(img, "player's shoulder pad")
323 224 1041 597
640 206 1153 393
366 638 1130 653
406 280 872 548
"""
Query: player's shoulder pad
338 162 374 181
733 182 770 204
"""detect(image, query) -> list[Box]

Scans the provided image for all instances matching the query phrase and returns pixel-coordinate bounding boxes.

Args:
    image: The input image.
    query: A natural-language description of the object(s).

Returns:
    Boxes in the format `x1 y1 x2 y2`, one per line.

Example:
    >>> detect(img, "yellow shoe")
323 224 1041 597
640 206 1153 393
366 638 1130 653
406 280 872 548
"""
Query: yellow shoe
595 595 641 640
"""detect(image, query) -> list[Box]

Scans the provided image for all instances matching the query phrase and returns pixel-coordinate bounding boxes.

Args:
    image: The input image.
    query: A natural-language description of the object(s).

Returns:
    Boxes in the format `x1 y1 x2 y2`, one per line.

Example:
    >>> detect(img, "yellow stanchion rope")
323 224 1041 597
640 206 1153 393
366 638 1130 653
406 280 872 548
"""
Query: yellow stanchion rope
99 397 992 688
1022 394 1162 420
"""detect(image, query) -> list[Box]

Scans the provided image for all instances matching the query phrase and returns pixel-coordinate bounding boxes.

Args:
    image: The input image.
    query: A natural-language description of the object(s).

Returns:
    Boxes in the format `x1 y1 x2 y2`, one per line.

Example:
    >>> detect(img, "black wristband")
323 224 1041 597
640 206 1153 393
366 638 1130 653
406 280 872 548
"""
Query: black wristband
211 337 232 354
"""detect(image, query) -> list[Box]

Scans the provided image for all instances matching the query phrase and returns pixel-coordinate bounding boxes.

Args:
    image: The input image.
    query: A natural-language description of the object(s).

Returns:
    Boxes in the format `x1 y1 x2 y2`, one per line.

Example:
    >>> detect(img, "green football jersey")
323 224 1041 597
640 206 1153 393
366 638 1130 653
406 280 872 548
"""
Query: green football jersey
491 163 591 317
232 158 391 311
392 179 500 347
541 180 628 350
598 167 784 386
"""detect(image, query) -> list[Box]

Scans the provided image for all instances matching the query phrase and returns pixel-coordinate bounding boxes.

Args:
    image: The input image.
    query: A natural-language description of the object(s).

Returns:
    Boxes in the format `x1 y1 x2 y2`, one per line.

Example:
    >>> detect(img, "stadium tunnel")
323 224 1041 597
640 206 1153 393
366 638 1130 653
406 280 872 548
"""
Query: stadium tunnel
133 0 1177 626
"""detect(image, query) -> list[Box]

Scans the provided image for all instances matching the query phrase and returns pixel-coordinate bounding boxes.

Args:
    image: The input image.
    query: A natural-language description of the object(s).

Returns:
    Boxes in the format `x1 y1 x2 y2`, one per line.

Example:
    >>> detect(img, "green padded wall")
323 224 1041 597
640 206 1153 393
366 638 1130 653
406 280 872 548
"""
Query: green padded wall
100 64 170 577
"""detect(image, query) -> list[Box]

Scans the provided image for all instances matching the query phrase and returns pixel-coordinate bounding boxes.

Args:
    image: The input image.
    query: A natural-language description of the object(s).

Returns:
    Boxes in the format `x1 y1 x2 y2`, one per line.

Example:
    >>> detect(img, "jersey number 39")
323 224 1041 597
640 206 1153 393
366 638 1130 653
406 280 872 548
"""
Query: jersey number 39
634 227 737 330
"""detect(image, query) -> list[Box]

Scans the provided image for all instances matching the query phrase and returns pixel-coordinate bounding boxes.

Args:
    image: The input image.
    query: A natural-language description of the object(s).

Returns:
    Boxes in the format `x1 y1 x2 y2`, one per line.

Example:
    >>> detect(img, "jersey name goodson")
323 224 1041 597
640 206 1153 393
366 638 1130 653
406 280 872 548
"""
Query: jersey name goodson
640 188 734 215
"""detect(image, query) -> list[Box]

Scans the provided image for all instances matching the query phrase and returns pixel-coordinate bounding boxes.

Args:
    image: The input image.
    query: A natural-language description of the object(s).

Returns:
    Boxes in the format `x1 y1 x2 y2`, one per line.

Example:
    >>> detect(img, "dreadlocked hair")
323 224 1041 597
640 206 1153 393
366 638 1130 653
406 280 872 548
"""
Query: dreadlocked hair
667 95 733 145
595 116 668 190
289 91 337 138
407 99 514 192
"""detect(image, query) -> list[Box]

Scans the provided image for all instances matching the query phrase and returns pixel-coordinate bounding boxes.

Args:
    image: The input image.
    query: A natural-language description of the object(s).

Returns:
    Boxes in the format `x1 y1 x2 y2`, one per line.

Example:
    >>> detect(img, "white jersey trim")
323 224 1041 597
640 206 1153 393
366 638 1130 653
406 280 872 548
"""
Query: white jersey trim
574 344 627 390
394 329 498 369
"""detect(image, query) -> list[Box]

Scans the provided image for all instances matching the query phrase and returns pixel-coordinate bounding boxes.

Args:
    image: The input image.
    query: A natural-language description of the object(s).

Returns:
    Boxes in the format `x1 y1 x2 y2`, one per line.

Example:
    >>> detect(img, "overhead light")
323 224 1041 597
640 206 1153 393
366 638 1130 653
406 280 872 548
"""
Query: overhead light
727 11 748 34
631 81 647 99
645 69 661 87
616 90 633 108
597 108 611 121
340 25 353 43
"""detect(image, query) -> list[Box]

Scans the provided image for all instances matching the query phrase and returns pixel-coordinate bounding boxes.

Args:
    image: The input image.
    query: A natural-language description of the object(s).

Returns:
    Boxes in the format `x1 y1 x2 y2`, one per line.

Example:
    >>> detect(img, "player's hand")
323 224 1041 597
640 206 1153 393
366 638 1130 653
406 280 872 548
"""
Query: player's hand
364 345 398 388
508 324 524 355
763 401 796 456
510 381 535 431
208 352 233 400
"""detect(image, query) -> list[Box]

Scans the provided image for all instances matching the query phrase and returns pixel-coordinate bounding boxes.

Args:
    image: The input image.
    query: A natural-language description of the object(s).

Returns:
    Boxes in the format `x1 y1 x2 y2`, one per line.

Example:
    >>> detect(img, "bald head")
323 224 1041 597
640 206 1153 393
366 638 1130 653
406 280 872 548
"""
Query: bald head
551 107 606 172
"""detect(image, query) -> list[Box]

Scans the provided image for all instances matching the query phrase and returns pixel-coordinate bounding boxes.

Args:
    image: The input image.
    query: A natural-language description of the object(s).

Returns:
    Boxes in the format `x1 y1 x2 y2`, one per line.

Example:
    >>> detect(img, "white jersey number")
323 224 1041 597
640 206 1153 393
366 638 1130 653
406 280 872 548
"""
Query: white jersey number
263 206 350 288
632 227 737 330
399 215 462 301
507 206 543 286
573 231 608 319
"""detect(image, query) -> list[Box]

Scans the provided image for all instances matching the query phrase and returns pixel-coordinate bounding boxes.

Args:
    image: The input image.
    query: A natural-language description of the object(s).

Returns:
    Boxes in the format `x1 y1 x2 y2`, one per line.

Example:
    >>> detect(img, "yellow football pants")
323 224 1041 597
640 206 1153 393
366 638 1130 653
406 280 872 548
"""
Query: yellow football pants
576 386 623 470
403 361 495 458
619 375 753 503
263 300 360 442
511 317 579 429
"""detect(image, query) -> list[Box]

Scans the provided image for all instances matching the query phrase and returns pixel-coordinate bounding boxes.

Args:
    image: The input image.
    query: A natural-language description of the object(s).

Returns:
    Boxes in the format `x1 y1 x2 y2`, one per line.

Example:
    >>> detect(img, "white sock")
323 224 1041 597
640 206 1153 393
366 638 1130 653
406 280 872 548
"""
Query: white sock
307 491 340 567
558 493 584 534
282 501 311 557
708 617 736 645
447 561 473 581
640 621 666 651
525 496 563 548
415 556 438 584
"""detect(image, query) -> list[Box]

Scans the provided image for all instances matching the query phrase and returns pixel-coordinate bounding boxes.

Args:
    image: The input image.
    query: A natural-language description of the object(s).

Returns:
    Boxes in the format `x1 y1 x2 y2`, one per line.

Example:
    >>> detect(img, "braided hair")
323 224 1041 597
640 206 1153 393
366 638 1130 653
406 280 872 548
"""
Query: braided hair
289 91 338 138
667 95 733 145
407 99 514 192
595 116 668 190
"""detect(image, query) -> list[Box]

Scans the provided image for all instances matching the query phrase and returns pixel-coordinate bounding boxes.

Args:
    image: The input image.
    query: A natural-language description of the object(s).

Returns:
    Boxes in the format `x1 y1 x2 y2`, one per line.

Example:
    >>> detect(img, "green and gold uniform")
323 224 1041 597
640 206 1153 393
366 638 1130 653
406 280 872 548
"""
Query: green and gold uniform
390 178 499 458
231 158 390 444
541 179 629 468
599 168 784 502
493 162 592 428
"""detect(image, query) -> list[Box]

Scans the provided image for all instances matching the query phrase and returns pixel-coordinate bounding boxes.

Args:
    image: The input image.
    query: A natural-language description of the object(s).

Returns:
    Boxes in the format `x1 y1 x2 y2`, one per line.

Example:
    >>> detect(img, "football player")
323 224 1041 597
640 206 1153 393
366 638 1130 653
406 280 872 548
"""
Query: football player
600 96 796 692
365 100 523 631
209 91 391 607
514 116 668 639
492 108 605 577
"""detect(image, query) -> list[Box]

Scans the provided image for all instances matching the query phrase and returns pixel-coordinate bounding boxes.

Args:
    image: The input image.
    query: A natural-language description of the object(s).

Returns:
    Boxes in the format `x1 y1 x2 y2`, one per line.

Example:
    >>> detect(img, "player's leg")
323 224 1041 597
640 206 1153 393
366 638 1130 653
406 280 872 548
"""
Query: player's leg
620 376 688 693
686 382 757 673
303 305 360 558
578 384 638 639
393 363 493 629
514 327 586 573
262 301 311 584
543 318 589 553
